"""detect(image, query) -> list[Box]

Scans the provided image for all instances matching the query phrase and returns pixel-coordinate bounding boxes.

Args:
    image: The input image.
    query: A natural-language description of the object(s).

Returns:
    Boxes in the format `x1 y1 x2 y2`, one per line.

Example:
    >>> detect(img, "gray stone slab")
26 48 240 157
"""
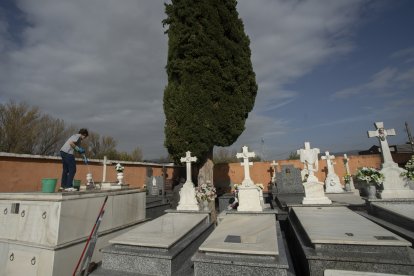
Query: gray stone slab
287 206 414 275
199 214 278 255
372 202 414 221
324 270 410 276
110 213 208 248
100 212 214 276
292 206 411 246
193 216 289 276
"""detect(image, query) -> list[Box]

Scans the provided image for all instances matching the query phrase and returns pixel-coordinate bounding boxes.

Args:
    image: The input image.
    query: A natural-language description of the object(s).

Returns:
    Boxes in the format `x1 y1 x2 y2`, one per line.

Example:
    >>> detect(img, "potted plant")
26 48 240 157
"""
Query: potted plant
195 182 217 211
343 173 352 191
115 163 125 185
355 167 384 199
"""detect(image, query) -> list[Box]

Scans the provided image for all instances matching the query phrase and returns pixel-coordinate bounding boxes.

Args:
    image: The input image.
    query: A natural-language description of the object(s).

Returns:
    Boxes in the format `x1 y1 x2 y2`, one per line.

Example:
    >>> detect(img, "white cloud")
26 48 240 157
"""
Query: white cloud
0 0 394 159
331 66 414 99
390 47 414 63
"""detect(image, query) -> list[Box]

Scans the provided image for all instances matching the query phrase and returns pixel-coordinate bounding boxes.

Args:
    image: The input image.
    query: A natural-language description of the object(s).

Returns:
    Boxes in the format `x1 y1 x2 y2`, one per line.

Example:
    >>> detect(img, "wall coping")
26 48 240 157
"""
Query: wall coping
0 152 177 168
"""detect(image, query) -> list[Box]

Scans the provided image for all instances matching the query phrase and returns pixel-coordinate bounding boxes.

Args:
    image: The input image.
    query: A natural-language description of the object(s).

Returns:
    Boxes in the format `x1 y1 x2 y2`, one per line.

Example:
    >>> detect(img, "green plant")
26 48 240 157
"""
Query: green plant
115 163 124 173
355 167 384 186
343 173 351 184
401 155 414 181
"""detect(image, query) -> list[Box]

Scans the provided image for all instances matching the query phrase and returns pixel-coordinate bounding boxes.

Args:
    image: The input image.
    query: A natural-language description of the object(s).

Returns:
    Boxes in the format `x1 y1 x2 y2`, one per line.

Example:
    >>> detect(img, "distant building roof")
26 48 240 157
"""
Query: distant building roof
359 144 413 155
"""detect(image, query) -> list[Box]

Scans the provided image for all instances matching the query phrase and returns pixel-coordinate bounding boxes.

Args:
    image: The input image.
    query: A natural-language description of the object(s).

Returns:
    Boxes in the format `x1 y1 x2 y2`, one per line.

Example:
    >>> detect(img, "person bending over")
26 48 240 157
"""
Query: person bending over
59 128 88 191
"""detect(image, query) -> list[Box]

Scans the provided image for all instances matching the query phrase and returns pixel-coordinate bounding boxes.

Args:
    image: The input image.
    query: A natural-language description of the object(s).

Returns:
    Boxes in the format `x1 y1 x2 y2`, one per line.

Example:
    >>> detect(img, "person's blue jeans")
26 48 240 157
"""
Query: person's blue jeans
60 151 76 188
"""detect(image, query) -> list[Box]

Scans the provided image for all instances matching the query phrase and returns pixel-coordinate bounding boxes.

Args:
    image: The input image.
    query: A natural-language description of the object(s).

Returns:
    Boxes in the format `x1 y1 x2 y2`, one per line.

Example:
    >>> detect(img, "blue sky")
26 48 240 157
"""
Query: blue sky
0 0 413 160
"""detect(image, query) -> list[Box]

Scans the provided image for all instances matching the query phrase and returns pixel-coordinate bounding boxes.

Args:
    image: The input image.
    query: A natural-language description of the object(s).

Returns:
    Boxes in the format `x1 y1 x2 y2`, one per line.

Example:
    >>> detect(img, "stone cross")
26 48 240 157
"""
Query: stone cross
297 142 320 182
180 151 197 184
321 151 335 174
236 146 255 186
343 154 356 190
367 122 396 167
343 154 351 175
102 156 112 182
271 160 278 183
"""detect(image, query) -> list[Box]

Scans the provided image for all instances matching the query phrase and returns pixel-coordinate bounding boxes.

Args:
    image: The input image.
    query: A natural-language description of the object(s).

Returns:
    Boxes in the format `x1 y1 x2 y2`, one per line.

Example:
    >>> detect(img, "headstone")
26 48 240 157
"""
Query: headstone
288 206 414 275
297 142 332 205
101 156 111 183
236 146 255 187
192 213 289 275
322 151 344 193
236 146 263 211
368 122 414 199
343 154 358 194
177 151 199 211
151 177 158 195
275 164 304 194
146 175 164 196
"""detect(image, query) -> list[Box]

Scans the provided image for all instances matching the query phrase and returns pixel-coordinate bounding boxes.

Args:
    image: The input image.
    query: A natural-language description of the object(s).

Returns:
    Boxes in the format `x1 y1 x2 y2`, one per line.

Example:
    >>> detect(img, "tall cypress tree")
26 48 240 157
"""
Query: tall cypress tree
163 0 257 179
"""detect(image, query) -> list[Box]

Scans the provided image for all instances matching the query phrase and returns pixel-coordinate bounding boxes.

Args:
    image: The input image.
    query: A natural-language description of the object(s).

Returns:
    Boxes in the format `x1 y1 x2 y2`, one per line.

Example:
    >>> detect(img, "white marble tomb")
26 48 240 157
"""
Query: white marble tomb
297 142 332 205
368 122 414 199
236 146 263 211
322 151 344 193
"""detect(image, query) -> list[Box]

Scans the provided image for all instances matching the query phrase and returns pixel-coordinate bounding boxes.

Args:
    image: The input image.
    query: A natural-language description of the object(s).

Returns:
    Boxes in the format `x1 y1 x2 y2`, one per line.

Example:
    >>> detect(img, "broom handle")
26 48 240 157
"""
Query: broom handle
73 195 108 276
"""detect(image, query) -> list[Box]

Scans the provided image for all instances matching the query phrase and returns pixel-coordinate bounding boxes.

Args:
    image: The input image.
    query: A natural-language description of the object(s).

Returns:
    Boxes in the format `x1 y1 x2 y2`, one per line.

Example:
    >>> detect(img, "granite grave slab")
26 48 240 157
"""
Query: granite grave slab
97 212 214 276
361 199 414 246
192 213 290 275
287 206 414 275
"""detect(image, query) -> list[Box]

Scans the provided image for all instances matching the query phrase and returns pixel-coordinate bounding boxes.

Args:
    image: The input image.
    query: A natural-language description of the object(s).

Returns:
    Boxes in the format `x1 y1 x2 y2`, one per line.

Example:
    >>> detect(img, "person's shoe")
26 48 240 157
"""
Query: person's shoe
58 187 64 192
63 187 77 192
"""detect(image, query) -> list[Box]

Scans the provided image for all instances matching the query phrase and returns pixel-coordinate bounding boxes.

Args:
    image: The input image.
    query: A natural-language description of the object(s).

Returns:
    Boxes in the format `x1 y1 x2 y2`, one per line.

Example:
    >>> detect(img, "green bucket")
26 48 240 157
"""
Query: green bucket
41 178 58 193
73 179 81 189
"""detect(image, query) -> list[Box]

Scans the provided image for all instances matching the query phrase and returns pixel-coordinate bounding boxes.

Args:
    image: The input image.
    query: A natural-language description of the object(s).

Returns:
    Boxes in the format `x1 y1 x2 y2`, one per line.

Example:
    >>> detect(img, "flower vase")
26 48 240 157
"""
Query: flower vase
367 184 377 199
117 172 124 185
86 173 93 185
202 200 209 211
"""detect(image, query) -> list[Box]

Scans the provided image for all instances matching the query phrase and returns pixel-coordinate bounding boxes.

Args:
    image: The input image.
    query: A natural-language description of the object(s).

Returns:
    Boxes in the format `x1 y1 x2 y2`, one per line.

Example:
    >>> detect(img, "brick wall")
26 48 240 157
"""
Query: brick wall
0 153 182 193
213 154 383 194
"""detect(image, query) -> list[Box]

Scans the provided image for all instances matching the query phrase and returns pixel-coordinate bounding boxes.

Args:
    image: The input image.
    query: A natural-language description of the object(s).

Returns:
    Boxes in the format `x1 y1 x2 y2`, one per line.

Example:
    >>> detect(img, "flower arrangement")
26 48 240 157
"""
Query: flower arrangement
401 155 414 181
115 163 124 173
195 182 217 202
355 167 384 185
343 173 352 184
232 183 240 191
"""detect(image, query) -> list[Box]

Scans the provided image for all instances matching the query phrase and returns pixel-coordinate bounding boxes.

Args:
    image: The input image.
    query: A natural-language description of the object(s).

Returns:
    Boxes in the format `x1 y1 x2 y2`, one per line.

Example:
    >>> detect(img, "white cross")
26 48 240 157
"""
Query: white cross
297 142 320 181
367 122 396 167
343 154 350 174
271 160 278 183
321 151 335 174
102 156 112 182
236 146 255 186
271 160 278 171
180 151 197 184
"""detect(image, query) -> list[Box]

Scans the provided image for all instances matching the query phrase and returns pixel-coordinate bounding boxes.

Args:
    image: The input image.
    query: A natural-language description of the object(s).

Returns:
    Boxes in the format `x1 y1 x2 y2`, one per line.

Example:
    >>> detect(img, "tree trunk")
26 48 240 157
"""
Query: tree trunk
197 148 214 187
197 148 217 222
